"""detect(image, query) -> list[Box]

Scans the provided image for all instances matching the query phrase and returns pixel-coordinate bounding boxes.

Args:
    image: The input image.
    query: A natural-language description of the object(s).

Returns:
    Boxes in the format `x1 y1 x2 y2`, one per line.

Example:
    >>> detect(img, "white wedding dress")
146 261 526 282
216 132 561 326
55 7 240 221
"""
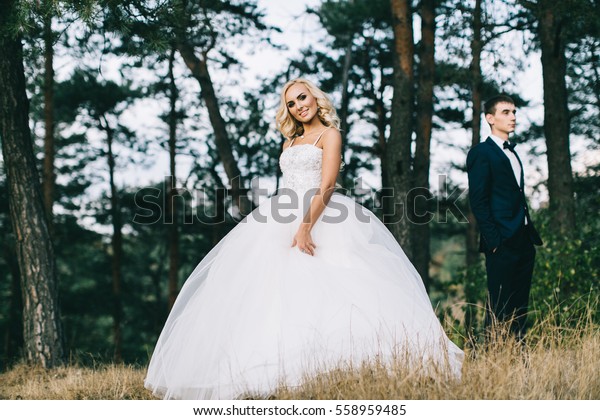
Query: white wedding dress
144 135 464 400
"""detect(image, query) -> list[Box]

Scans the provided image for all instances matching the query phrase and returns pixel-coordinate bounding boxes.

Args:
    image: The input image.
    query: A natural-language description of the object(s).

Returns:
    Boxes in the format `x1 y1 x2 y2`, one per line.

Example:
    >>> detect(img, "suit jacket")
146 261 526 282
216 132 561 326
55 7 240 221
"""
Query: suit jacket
467 137 543 253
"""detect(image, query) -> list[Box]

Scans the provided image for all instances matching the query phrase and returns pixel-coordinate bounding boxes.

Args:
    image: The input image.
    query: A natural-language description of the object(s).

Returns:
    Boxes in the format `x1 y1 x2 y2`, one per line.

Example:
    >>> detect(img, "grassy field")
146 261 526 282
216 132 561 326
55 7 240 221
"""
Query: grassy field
1 323 598 400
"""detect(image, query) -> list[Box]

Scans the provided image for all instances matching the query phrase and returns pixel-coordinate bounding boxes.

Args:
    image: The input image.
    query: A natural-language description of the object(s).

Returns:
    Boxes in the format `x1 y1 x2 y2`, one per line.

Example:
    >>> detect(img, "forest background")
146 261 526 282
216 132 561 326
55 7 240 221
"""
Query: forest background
0 0 598 375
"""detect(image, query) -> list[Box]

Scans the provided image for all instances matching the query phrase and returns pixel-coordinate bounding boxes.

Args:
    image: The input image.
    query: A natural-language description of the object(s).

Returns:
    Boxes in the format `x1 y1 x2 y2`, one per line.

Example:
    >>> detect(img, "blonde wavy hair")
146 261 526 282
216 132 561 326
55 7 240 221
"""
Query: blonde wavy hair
275 78 341 140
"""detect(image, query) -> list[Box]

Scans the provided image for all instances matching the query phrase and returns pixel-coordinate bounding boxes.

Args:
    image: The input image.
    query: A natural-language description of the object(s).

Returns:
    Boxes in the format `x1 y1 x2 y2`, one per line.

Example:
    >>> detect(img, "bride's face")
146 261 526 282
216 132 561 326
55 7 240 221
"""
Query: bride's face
285 83 318 124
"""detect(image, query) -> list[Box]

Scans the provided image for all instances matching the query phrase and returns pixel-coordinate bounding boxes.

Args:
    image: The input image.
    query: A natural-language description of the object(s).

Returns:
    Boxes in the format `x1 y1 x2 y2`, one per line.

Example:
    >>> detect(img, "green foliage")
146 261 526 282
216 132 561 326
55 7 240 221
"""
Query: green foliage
529 227 599 326
0 179 225 366
55 69 141 122
567 35 600 143
221 91 281 183
101 0 274 61
53 214 114 361
528 167 600 326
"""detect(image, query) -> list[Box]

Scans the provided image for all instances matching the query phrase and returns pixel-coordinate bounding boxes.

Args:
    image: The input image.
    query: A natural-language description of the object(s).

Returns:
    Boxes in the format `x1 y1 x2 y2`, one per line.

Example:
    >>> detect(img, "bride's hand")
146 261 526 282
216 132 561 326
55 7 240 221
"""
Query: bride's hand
292 224 316 256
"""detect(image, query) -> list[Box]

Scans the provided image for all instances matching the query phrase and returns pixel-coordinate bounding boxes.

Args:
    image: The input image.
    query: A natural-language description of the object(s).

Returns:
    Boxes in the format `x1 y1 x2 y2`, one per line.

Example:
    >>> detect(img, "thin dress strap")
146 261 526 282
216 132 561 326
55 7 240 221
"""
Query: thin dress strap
312 127 331 147
288 137 296 147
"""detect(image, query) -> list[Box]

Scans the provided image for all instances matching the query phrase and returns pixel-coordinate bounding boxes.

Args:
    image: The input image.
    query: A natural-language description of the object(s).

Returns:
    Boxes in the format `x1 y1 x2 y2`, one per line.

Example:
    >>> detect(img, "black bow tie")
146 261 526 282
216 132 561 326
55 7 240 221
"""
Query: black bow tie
503 141 516 152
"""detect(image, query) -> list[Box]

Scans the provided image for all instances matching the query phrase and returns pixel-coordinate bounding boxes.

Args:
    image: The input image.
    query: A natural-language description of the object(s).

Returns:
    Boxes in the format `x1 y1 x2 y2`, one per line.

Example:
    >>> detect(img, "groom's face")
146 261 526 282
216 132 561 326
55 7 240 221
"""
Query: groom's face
486 102 516 138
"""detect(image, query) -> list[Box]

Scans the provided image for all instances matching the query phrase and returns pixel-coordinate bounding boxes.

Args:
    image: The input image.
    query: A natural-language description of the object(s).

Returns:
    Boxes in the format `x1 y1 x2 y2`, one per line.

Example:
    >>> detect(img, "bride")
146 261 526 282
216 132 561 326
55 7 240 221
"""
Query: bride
144 78 464 400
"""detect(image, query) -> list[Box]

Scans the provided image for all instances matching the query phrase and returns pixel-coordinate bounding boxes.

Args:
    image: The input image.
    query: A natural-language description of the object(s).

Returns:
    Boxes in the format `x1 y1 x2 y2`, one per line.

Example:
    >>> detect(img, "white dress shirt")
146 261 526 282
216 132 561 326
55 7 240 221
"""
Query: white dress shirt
490 135 522 187
489 134 527 225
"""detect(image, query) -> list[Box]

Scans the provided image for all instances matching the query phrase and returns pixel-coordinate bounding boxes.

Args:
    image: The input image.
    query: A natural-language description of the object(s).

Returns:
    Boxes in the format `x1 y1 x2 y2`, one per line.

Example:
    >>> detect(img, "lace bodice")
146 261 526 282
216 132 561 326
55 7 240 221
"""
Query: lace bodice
279 144 322 194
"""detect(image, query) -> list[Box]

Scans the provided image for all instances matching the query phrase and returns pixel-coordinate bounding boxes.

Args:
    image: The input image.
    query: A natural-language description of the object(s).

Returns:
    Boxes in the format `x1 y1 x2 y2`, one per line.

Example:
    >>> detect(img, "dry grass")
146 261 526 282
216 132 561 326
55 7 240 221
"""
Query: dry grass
1 324 598 400
0 363 155 400
269 323 600 400
276 328 599 399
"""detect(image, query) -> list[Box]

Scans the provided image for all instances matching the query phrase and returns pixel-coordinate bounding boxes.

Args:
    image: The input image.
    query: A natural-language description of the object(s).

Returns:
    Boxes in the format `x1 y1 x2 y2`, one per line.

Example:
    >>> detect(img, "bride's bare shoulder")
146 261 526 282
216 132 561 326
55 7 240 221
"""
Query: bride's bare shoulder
320 128 342 148
282 137 294 151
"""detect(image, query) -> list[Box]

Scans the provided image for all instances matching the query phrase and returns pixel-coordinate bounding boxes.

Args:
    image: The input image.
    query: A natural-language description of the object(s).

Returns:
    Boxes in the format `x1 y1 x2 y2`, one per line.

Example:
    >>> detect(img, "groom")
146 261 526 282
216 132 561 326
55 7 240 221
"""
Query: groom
466 95 543 340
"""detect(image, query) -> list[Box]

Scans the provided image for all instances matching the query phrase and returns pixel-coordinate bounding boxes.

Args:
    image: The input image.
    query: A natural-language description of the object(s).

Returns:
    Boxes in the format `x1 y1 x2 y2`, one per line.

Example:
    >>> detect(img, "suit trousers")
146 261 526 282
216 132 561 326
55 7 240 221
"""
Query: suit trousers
484 224 536 339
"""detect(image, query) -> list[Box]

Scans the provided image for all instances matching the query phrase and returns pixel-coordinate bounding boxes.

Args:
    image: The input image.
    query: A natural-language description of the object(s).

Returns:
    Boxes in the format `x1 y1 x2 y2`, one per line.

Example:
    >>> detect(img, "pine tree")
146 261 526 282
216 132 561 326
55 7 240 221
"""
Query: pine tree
0 0 65 368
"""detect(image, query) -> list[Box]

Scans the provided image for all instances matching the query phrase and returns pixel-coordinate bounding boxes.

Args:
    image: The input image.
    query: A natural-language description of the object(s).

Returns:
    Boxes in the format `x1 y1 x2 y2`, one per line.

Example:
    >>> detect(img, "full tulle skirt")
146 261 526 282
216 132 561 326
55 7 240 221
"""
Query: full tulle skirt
144 191 463 399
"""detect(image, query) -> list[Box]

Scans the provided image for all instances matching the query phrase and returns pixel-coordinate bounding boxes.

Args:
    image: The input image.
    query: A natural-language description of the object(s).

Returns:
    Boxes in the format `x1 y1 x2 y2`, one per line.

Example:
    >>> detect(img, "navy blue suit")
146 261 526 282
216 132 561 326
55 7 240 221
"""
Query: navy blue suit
467 137 542 338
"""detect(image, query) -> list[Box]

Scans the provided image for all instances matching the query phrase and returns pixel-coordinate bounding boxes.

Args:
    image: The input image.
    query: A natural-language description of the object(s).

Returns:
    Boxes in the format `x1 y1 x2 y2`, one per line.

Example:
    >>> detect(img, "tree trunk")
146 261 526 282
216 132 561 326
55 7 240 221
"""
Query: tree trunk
209 166 227 246
167 48 180 311
176 42 252 219
376 88 388 194
360 48 388 192
339 35 354 184
465 0 483 343
537 1 576 236
411 0 436 290
3 241 23 362
42 7 55 231
386 0 415 257
0 0 65 367
151 242 167 335
466 0 482 268
104 121 123 362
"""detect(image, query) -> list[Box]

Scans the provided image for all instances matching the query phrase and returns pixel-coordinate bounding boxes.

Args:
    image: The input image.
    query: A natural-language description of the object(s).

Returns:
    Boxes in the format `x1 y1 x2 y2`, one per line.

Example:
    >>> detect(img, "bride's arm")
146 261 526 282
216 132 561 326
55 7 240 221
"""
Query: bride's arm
291 129 342 256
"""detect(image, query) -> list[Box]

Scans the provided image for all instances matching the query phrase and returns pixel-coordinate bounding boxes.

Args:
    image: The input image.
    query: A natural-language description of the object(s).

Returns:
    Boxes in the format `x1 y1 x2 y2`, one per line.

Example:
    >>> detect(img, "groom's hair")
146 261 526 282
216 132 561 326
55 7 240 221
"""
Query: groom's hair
484 94 515 115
